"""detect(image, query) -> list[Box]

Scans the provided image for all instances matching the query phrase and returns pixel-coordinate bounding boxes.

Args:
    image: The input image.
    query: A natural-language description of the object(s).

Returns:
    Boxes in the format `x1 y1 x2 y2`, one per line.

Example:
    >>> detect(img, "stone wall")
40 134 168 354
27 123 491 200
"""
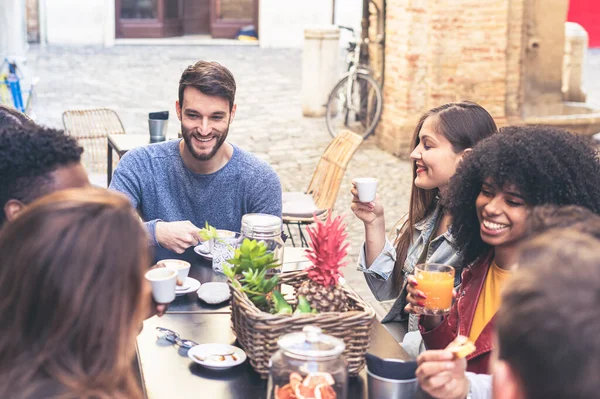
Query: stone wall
26 0 39 43
377 0 527 156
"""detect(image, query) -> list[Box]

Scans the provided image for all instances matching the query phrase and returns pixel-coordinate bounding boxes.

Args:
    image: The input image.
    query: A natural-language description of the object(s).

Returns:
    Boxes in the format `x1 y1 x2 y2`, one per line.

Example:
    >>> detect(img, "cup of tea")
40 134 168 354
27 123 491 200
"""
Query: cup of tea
157 259 190 285
145 268 178 304
353 177 378 203
412 263 455 315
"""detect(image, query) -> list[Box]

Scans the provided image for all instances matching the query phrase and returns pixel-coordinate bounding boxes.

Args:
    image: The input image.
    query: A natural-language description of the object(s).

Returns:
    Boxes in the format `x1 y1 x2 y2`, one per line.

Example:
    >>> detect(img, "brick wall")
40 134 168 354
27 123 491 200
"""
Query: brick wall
26 0 39 43
377 0 531 156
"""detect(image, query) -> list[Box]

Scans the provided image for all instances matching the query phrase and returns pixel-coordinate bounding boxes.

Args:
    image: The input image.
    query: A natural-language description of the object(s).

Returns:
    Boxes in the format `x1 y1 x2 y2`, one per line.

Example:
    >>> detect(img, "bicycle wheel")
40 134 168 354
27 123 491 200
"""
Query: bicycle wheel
325 72 383 139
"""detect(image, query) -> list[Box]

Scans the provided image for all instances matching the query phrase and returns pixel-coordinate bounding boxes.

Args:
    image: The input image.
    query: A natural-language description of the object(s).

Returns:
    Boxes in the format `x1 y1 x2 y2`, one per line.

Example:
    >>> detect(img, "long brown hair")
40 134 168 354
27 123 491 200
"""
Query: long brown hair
391 101 497 292
0 188 150 399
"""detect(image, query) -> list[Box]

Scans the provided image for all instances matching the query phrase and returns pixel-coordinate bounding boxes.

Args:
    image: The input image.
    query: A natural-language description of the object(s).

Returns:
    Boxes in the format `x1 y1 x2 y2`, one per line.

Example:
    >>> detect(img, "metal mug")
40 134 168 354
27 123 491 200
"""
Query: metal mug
149 118 168 142
367 369 418 398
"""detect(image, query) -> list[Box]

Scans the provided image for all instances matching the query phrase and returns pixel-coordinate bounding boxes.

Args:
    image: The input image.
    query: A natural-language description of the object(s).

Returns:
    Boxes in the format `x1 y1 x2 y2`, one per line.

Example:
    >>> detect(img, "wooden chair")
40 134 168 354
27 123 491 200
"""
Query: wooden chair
283 130 363 246
62 109 126 185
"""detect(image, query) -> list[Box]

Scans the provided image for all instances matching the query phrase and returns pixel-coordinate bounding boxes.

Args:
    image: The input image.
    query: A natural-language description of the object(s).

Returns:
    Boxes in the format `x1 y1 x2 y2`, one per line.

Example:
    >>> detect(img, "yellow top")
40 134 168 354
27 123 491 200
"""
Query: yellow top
469 260 513 342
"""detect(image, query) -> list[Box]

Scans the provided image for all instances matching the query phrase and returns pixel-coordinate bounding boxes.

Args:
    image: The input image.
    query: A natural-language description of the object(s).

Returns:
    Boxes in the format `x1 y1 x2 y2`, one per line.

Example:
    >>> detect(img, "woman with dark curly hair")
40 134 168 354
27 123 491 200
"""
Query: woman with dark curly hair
405 125 600 376
352 102 497 342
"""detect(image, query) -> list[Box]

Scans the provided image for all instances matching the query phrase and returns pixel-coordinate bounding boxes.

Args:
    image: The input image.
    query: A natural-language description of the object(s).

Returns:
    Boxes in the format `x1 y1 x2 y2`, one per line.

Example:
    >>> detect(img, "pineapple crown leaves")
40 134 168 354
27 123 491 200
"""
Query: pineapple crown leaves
305 214 349 287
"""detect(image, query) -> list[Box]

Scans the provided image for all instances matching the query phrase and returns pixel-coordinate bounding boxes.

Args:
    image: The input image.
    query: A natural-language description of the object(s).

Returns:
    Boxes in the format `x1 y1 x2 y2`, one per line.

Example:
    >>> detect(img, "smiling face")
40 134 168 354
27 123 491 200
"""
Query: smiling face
176 86 236 161
476 179 530 250
409 116 465 194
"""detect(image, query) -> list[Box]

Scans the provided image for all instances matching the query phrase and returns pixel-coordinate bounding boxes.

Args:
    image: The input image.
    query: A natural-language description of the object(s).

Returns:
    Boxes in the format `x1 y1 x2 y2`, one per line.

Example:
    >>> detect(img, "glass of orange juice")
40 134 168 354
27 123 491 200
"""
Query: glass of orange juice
413 263 455 315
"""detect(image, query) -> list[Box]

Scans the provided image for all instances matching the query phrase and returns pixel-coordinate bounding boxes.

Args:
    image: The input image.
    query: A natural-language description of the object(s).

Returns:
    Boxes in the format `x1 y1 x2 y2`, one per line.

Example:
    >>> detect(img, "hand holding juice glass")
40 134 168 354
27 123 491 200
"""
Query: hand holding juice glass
412 263 455 315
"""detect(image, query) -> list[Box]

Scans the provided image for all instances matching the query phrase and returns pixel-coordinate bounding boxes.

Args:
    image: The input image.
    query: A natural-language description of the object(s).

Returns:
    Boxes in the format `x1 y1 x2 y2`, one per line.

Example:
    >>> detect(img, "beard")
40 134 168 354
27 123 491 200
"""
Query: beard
181 124 229 161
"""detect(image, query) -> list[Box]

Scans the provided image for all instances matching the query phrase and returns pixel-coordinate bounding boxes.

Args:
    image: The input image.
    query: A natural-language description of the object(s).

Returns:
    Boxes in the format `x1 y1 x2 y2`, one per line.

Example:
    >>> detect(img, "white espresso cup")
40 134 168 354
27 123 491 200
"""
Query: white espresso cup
145 268 178 304
353 177 379 202
158 259 191 284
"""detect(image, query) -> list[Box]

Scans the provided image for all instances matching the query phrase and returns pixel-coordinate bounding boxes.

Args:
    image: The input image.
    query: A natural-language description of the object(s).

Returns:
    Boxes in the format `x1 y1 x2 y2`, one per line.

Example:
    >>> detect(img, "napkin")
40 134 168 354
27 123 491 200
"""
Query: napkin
366 353 418 380
149 111 169 120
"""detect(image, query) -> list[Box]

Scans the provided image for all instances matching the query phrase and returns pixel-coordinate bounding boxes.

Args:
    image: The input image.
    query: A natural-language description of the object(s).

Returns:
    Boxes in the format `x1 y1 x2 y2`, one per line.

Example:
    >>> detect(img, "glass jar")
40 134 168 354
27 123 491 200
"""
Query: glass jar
240 213 284 271
267 326 348 399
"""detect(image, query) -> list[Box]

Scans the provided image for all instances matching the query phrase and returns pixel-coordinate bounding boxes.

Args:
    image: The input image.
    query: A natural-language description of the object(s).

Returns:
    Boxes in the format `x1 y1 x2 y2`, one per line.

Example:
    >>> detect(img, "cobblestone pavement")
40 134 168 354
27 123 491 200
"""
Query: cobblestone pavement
26 44 600 319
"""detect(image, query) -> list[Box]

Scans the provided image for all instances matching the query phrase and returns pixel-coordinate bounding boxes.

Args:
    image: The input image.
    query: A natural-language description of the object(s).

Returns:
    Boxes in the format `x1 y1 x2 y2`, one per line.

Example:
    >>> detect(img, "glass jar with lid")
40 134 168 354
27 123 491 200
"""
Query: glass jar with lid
267 326 348 399
240 213 284 271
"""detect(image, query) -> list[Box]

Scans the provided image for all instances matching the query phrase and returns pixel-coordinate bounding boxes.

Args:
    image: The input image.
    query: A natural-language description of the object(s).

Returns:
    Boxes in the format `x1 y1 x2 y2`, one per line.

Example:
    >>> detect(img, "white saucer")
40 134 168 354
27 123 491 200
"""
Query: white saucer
194 242 213 260
188 343 246 370
175 277 201 296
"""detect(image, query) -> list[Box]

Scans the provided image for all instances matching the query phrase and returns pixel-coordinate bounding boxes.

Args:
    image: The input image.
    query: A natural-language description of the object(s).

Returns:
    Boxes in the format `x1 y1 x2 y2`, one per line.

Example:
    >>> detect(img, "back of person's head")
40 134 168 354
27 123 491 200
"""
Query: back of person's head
0 187 149 398
447 125 600 265
0 105 36 128
494 230 600 399
178 60 236 111
0 125 87 227
392 101 497 290
527 204 600 240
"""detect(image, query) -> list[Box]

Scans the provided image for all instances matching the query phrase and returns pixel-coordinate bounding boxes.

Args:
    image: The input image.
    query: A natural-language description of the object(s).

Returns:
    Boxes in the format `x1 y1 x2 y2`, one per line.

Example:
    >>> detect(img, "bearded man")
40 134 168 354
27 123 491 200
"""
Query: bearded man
110 61 282 260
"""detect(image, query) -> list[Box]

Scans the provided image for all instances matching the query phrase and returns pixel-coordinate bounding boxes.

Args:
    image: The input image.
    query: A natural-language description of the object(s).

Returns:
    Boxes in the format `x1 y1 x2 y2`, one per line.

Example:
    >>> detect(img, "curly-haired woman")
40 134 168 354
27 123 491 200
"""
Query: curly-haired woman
406 126 600 375
0 188 150 398
352 101 497 340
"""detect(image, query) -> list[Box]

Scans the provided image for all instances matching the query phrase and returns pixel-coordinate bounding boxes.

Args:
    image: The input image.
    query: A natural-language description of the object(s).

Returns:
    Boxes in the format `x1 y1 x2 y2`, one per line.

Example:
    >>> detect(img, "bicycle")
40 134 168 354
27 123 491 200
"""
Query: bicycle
0 58 38 115
325 26 383 139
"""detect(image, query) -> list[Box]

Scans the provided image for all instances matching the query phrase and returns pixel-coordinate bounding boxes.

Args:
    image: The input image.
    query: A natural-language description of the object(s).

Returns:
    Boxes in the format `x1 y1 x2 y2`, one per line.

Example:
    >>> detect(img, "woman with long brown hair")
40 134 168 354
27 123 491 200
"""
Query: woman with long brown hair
0 187 150 398
352 101 497 339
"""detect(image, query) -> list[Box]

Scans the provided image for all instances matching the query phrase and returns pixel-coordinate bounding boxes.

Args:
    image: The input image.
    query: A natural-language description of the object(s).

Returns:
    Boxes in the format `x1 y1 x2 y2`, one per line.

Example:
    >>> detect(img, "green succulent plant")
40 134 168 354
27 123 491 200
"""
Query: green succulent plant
224 238 281 311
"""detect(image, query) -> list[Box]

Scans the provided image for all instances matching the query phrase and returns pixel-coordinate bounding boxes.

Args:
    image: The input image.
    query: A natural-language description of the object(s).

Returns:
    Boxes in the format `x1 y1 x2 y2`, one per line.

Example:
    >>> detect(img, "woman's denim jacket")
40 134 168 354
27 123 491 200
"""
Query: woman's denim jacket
357 204 463 330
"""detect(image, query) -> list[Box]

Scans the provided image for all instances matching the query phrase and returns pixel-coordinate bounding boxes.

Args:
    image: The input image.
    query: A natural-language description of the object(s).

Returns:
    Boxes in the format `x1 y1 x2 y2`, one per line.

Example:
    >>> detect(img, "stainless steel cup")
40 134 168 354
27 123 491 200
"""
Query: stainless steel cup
367 369 418 398
149 118 168 142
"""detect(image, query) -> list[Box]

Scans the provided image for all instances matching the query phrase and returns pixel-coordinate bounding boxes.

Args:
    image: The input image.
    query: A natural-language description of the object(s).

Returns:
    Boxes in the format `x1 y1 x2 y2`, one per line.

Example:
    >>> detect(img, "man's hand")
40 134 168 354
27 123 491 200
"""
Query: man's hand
416 350 470 399
155 220 202 254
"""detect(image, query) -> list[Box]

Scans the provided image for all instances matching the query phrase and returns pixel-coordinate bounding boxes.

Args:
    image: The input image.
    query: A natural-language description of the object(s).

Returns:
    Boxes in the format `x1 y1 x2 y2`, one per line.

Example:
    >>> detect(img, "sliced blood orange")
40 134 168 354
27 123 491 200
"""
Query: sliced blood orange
314 383 337 399
295 383 316 399
290 372 303 392
302 372 335 388
275 383 296 399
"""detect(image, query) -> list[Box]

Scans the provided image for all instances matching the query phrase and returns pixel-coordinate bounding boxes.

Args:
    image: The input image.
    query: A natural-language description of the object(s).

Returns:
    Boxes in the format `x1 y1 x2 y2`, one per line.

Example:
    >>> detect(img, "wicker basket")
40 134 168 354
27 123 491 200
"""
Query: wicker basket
228 270 375 379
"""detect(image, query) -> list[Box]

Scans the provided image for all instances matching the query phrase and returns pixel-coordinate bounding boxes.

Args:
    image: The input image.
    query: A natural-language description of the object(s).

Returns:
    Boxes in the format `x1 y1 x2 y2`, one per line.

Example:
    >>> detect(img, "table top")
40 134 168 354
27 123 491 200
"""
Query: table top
137 313 412 399
108 133 178 154
138 246 414 399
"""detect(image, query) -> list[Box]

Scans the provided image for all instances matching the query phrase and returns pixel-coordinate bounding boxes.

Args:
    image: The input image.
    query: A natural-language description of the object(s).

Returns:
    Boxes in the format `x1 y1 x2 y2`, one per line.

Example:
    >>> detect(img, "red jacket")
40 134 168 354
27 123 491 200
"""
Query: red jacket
419 251 495 374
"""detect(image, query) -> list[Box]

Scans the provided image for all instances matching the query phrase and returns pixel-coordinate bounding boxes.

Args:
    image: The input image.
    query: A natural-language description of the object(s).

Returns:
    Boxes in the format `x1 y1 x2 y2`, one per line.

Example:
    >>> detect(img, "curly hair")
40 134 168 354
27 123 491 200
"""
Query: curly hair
0 105 36 129
446 125 600 266
0 125 83 226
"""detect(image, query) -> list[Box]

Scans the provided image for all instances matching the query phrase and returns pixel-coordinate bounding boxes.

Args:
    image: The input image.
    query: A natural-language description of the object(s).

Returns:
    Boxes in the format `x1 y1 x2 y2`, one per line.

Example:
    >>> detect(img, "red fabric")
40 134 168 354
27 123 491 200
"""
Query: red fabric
419 251 495 374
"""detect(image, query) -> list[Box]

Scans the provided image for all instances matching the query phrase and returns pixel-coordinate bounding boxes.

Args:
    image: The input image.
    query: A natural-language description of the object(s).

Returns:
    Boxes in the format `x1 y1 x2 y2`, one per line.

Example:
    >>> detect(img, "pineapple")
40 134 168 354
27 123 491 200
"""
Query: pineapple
296 215 349 312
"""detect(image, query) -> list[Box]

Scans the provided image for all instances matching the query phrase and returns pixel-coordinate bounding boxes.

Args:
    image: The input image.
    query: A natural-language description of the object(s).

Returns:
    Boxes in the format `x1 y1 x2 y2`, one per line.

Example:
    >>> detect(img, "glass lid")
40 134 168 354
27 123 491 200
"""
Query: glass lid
277 326 345 359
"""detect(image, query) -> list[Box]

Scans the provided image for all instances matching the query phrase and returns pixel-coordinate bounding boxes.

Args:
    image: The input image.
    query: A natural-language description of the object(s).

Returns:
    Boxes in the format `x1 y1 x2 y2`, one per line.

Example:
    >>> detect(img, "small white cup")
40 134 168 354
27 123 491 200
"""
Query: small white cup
353 177 378 202
158 259 191 284
145 268 178 304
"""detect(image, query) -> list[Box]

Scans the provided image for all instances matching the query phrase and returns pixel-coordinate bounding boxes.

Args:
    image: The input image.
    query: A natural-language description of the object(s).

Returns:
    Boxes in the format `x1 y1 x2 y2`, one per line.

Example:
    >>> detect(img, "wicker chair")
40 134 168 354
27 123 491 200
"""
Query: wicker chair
62 109 126 185
283 130 363 246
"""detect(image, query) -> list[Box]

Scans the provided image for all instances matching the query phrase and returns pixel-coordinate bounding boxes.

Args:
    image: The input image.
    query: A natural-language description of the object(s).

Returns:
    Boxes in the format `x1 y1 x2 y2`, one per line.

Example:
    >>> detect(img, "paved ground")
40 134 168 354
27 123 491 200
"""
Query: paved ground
25 44 600 323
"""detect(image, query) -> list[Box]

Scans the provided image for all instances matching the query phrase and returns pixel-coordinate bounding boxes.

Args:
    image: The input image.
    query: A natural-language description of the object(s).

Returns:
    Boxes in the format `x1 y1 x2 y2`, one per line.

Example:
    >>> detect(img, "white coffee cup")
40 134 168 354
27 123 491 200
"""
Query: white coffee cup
145 268 178 304
353 177 379 202
158 259 191 284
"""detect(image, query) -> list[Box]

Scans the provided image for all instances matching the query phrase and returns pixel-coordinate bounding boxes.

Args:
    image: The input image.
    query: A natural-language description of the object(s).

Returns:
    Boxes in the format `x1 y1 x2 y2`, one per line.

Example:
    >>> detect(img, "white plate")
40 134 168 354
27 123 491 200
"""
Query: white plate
197 282 230 304
175 277 201 296
194 242 213 260
188 344 246 370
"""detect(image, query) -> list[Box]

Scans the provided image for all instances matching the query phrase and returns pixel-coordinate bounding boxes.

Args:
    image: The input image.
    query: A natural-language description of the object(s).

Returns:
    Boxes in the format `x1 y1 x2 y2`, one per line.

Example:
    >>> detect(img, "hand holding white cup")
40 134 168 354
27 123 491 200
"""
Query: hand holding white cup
353 177 378 203
145 268 178 304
